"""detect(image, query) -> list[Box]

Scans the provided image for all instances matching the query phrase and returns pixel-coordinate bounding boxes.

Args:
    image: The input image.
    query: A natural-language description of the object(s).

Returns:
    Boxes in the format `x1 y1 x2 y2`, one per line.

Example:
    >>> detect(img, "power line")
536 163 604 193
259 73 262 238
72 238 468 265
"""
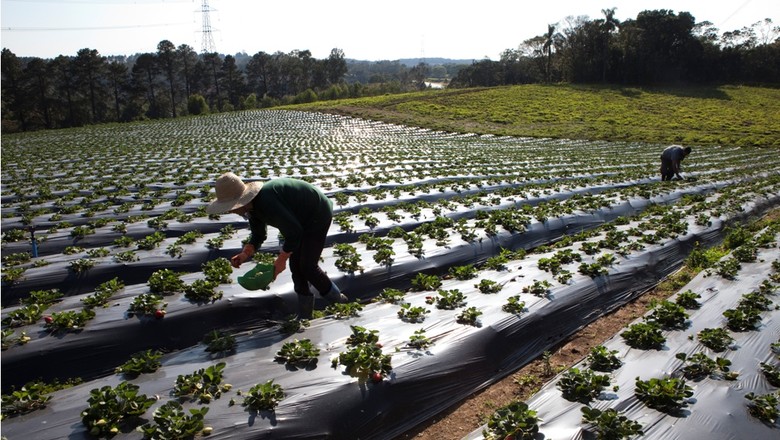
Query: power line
2 22 189 31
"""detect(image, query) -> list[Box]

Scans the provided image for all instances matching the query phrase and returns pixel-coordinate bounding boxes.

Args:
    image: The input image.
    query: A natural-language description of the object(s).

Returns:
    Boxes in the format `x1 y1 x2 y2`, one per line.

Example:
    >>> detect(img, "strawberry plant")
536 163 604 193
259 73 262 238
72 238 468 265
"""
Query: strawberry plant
346 326 380 346
449 264 477 280
738 291 773 311
184 279 223 303
456 307 482 326
45 308 96 333
1 382 52 419
242 380 285 412
556 367 611 404
431 288 466 310
333 243 363 274
407 329 432 350
202 330 236 354
397 303 430 323
274 339 320 367
476 279 502 294
586 345 622 372
579 262 608 278
324 301 363 319
1 266 26 284
580 407 643 440
113 250 139 262
20 289 63 306
697 328 734 352
502 296 526 315
745 392 779 425
634 376 693 414
81 381 156 437
482 400 540 440
140 401 209 440
675 352 738 380
675 289 701 309
148 269 185 295
82 278 124 309
173 363 230 403
522 279 552 297
410 272 442 291
1 329 30 350
723 306 762 331
378 287 406 304
86 248 110 258
711 257 741 280
128 294 166 317
69 258 96 273
620 322 665 350
332 341 392 382
2 304 45 328
760 362 780 387
278 315 310 334
136 231 166 250
202 258 232 284
645 300 689 330
115 349 163 377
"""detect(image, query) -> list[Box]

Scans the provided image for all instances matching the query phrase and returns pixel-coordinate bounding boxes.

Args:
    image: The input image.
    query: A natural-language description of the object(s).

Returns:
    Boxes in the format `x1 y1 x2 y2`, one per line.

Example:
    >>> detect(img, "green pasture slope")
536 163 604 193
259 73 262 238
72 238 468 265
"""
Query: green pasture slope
289 84 780 148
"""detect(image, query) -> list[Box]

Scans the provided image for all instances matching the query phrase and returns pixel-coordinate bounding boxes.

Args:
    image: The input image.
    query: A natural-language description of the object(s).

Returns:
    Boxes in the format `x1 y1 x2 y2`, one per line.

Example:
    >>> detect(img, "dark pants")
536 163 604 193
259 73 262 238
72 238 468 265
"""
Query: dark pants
660 159 675 181
289 217 332 297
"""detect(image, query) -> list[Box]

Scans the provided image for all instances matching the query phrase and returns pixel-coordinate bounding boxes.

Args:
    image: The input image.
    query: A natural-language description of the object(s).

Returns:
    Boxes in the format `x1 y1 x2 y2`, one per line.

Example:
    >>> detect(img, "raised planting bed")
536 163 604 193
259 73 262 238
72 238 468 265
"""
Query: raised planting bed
2 110 780 439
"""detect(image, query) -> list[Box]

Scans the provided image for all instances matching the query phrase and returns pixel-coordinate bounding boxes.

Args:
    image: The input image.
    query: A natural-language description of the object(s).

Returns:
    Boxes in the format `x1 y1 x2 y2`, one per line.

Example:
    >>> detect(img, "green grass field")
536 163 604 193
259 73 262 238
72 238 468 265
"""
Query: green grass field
288 84 780 148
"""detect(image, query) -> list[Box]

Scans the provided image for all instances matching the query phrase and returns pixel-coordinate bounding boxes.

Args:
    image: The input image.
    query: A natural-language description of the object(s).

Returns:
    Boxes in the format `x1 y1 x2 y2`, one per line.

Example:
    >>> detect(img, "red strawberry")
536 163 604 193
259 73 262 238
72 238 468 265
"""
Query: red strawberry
154 309 166 319
44 315 53 324
371 372 383 383
375 343 383 349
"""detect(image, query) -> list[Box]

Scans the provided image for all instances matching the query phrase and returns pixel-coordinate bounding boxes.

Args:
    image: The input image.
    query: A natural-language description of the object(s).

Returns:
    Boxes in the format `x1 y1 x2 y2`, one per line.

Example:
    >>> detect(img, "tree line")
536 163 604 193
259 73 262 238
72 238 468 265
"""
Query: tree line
3 9 778 132
450 10 779 87
1 42 360 131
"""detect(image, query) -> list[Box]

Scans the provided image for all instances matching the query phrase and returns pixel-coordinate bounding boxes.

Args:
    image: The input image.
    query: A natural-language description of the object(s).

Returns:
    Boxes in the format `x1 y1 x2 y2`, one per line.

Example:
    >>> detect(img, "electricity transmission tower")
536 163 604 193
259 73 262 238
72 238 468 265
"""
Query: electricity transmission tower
200 0 216 54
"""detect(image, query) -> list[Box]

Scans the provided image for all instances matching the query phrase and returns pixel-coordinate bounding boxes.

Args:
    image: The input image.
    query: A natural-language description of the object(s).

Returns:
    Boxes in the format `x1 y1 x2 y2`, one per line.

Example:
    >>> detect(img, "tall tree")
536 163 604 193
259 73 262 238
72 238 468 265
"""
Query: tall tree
202 52 223 110
177 44 198 98
50 55 79 127
131 53 161 118
24 58 53 128
156 40 179 117
542 24 558 82
326 48 348 84
220 54 245 109
246 51 272 98
1 49 29 130
73 48 106 123
106 61 129 121
601 8 620 82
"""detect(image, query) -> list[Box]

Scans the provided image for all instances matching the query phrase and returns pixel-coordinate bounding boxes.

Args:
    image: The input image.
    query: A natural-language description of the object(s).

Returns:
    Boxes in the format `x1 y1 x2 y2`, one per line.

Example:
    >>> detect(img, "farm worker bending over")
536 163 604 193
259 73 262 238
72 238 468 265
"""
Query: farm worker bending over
206 172 347 318
660 145 692 181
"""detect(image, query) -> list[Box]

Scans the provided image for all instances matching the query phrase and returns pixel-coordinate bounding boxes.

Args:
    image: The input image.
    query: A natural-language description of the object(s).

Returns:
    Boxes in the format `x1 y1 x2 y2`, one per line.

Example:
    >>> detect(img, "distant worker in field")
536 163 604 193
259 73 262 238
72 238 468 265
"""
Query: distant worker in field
660 145 692 181
206 172 347 318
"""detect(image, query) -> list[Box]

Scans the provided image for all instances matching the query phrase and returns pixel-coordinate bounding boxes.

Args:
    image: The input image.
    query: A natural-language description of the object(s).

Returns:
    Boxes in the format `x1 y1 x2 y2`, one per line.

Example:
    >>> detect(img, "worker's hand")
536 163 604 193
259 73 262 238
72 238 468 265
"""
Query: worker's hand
230 252 249 268
273 251 292 279
229 244 256 268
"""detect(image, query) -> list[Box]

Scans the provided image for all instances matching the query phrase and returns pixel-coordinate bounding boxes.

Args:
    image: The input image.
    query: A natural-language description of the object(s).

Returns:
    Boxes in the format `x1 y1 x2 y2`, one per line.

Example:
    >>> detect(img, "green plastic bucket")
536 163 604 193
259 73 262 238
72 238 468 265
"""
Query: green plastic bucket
237 263 274 291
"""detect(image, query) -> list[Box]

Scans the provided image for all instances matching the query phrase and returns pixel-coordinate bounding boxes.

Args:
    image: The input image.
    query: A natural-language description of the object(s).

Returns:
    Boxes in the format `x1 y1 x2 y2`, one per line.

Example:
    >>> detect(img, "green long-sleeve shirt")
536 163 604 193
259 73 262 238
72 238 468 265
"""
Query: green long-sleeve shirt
246 178 333 253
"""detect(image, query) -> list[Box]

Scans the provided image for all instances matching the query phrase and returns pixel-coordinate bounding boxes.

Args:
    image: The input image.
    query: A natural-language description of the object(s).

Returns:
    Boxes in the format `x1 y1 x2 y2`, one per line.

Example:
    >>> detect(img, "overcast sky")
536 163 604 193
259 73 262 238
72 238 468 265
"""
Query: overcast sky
1 0 776 60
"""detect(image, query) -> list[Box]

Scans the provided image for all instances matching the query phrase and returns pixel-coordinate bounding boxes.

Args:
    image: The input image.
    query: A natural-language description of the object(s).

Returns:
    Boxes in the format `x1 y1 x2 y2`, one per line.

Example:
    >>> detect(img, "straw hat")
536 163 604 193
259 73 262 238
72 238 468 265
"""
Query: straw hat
206 172 263 214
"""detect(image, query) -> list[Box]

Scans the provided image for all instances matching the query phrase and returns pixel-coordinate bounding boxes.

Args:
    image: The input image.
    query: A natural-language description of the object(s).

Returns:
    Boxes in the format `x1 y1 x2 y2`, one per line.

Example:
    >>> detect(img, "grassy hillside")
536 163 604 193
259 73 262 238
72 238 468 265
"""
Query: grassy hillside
288 84 780 148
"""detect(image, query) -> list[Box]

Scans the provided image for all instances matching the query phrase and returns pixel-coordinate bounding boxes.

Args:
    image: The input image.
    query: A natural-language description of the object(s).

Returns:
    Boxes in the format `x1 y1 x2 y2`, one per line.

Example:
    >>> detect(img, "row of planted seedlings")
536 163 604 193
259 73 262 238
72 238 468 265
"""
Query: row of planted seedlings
2 165 778 438
0 159 765 303
5 155 778 300
3 162 779 347
469 223 780 440
4 107 775 236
